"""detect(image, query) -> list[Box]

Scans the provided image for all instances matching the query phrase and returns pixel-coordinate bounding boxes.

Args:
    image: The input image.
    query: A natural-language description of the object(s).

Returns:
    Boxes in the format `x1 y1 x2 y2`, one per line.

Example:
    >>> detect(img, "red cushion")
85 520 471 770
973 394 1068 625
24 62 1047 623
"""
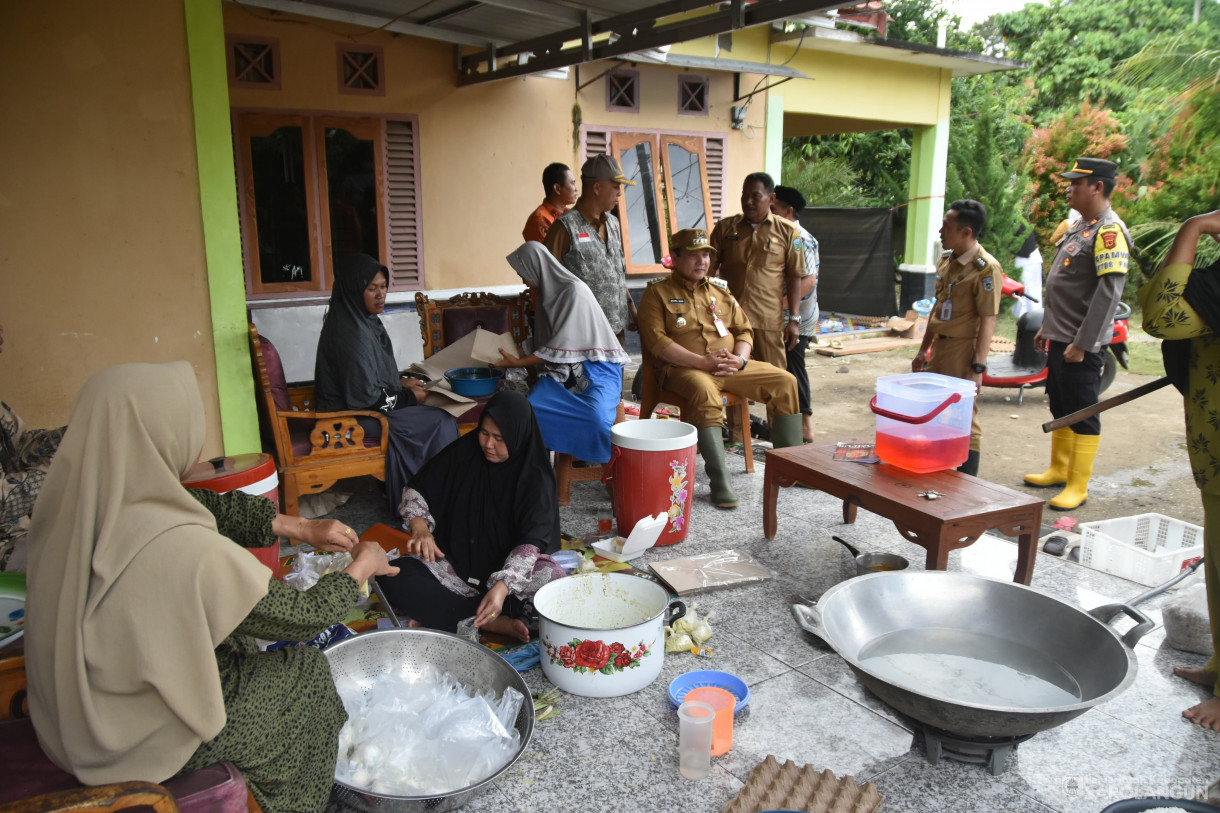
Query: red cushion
0 718 250 812
442 307 510 345
257 336 291 412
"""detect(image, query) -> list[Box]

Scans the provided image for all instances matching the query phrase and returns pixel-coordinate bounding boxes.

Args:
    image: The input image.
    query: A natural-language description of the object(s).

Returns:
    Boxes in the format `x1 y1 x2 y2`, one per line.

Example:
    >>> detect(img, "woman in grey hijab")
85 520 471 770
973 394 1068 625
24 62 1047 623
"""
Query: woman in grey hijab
315 254 458 509
494 242 628 463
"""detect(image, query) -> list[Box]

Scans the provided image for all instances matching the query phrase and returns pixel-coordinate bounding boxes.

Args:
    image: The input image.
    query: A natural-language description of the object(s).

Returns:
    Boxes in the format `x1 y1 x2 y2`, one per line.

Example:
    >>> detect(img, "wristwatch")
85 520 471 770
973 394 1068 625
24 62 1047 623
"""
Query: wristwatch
971 362 987 374
738 356 749 371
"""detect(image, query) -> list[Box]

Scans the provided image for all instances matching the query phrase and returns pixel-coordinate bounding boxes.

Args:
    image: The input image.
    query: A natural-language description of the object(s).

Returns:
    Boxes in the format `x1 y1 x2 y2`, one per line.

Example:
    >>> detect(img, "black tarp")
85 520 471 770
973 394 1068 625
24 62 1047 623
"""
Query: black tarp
800 207 897 317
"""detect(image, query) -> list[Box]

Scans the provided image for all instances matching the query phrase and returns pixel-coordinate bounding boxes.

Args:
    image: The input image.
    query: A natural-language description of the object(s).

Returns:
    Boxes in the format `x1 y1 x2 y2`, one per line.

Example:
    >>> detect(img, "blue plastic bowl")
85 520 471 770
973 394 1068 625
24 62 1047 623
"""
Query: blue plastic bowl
443 367 503 397
668 670 750 714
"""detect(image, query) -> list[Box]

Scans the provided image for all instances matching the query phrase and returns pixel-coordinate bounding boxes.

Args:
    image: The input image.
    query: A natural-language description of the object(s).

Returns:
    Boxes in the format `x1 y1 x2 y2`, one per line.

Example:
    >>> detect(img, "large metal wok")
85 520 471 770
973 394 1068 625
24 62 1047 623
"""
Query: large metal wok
792 570 1155 738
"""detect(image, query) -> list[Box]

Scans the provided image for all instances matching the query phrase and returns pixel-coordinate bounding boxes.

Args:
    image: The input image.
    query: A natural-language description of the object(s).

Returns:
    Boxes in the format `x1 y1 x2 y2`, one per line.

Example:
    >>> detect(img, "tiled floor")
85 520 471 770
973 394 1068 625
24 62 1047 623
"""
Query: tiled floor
318 447 1220 813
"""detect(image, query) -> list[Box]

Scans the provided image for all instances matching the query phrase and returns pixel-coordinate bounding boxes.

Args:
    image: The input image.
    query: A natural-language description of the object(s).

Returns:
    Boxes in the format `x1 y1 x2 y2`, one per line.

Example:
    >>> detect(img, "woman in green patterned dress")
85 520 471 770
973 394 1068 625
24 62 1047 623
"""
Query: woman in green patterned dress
1139 209 1220 730
24 362 398 812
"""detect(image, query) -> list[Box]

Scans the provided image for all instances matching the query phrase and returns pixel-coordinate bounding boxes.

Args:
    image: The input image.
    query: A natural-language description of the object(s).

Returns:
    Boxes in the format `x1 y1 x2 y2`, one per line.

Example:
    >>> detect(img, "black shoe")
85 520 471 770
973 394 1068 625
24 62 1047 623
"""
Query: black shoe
750 415 771 441
1042 535 1068 556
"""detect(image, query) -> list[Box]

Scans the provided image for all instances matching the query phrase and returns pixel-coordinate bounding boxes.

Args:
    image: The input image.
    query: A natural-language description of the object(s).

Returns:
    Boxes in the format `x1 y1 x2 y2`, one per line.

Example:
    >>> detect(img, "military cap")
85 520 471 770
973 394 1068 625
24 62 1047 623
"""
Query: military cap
580 154 636 185
670 228 716 254
1060 157 1118 181
773 185 806 212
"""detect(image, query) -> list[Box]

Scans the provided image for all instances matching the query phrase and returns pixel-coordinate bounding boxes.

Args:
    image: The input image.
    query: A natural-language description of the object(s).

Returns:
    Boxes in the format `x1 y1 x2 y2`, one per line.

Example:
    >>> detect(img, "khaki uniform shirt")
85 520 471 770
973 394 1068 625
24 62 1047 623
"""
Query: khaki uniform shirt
928 243 1004 339
709 213 806 333
637 273 753 375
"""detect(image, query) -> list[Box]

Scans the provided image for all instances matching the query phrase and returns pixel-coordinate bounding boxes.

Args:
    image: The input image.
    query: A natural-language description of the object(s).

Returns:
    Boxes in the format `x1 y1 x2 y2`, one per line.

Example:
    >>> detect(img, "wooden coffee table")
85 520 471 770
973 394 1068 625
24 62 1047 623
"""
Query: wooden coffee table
763 443 1045 584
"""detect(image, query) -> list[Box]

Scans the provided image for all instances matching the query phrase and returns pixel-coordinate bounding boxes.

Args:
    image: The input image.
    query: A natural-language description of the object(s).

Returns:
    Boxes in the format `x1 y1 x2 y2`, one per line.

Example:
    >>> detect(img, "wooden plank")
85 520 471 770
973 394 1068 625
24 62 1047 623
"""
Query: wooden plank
814 336 921 357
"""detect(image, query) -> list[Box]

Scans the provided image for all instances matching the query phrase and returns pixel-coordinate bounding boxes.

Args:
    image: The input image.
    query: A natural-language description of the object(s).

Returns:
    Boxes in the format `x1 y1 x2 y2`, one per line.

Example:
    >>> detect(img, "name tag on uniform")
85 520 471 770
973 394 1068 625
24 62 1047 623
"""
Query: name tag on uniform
576 232 593 244
940 300 953 321
714 316 729 337
669 298 685 304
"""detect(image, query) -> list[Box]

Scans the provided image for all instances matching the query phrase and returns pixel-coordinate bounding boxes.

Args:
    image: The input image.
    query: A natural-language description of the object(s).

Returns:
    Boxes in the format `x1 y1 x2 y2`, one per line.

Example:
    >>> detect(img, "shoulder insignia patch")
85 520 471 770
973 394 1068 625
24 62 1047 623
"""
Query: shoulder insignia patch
973 257 987 271
709 277 730 290
646 277 665 286
1102 231 1118 249
793 238 804 250
982 276 994 292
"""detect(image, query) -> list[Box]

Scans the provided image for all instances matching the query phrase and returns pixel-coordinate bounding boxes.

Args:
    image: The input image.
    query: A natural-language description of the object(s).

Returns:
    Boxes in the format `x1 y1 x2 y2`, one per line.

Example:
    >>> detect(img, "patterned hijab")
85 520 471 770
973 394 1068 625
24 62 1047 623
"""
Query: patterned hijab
314 253 402 411
25 363 271 783
507 242 629 365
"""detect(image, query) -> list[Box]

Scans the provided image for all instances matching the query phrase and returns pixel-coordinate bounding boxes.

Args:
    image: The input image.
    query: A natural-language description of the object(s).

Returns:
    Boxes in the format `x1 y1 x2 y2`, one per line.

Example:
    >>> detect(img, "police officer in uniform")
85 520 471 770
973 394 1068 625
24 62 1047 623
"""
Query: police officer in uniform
1025 157 1131 509
637 229 802 510
912 199 1003 477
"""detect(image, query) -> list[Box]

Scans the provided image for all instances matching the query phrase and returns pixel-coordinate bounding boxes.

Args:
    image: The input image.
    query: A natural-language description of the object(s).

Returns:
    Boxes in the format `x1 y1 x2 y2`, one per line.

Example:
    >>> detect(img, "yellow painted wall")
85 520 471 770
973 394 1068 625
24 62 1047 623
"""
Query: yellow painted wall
1 0 226 455
222 5 764 290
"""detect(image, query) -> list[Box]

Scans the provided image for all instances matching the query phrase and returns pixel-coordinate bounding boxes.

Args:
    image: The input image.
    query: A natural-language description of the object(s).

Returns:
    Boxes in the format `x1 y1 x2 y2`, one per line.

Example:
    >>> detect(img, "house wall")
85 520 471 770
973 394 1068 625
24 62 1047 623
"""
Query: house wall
226 5 765 379
0 0 227 456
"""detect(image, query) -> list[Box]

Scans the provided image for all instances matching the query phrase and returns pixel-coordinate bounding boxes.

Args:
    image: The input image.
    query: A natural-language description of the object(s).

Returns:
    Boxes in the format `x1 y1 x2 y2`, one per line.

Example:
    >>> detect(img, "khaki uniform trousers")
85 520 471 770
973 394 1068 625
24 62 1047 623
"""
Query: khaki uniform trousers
750 329 786 371
927 336 983 452
662 361 798 429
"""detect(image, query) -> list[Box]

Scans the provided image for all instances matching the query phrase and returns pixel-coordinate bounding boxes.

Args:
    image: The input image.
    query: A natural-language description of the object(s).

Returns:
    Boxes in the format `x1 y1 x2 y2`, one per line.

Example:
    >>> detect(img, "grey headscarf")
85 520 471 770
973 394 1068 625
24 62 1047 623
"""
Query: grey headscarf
314 253 402 411
507 242 629 366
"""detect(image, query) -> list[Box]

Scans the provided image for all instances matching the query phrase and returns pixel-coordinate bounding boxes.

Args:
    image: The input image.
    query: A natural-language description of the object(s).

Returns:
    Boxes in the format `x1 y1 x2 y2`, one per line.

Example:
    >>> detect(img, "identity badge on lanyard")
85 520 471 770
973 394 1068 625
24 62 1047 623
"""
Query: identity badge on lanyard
940 282 954 322
710 298 729 337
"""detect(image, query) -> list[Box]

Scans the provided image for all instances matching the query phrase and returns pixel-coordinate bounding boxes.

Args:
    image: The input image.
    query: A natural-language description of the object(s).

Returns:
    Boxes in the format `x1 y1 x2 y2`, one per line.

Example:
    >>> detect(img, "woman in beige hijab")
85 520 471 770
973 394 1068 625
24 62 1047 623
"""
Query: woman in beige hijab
25 362 397 813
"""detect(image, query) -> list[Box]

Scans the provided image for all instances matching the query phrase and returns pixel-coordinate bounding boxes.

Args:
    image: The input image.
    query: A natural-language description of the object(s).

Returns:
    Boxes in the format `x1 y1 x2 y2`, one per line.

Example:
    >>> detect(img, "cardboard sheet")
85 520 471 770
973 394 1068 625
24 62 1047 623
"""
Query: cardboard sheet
648 549 772 595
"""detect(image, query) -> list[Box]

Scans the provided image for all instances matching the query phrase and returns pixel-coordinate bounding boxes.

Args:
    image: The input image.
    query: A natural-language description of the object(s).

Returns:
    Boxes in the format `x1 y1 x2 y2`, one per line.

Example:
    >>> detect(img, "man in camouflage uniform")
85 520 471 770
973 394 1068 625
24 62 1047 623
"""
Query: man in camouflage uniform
637 229 801 510
912 199 1003 477
1025 158 1131 509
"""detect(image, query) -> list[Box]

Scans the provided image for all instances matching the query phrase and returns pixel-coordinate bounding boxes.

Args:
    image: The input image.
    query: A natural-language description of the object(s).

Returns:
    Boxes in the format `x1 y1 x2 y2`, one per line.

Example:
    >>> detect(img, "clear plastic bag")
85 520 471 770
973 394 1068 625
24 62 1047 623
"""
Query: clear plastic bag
334 661 524 796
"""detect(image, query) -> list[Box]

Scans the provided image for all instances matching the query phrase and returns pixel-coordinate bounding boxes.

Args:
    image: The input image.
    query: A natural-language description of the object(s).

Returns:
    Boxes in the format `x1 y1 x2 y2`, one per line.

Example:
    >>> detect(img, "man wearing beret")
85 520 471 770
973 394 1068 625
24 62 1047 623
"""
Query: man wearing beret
771 185 821 443
912 199 1004 477
637 228 802 509
710 173 806 374
544 154 637 343
1025 157 1131 509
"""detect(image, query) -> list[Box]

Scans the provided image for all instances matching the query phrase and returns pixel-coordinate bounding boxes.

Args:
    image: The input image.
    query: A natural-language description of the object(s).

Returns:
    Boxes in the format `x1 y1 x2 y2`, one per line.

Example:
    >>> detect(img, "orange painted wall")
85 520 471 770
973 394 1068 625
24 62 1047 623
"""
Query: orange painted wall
222 4 764 291
0 0 225 454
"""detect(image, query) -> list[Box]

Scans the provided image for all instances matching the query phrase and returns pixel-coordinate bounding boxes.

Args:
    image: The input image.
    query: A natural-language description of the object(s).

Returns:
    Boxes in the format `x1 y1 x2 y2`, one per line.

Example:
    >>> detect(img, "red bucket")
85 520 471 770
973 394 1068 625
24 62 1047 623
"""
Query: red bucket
182 453 281 572
602 420 697 546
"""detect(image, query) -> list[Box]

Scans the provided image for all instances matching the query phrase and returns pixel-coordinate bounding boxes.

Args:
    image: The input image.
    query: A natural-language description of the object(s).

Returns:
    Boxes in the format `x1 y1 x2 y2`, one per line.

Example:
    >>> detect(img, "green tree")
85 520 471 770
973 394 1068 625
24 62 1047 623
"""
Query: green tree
945 74 1033 269
986 0 1220 126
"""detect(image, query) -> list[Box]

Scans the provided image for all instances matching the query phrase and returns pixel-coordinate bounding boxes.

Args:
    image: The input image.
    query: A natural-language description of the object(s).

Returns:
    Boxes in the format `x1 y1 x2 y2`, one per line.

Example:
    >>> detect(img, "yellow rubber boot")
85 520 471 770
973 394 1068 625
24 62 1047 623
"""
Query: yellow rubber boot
1024 428 1073 487
1050 433 1100 511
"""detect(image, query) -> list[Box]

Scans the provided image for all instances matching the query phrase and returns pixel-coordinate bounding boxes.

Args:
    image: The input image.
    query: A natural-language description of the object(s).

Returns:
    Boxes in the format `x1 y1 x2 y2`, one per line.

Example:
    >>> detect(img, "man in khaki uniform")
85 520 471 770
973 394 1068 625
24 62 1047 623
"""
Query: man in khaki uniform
912 199 1003 476
710 172 806 371
638 228 802 509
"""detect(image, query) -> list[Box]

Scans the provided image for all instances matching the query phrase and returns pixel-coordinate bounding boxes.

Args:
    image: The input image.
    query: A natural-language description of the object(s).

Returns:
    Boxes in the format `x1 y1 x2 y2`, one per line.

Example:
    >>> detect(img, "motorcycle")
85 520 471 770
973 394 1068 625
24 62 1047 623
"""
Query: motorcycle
981 272 1130 405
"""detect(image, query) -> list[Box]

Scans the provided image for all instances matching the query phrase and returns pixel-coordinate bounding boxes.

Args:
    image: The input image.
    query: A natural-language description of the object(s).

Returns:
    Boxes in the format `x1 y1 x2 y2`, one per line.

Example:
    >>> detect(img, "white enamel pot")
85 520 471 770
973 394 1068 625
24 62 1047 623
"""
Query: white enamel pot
534 572 685 697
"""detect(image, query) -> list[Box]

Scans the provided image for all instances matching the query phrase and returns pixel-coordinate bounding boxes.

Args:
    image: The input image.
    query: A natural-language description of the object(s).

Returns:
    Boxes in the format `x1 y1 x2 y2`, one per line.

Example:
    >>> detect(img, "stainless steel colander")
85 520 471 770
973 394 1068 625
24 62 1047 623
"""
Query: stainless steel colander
324 628 533 813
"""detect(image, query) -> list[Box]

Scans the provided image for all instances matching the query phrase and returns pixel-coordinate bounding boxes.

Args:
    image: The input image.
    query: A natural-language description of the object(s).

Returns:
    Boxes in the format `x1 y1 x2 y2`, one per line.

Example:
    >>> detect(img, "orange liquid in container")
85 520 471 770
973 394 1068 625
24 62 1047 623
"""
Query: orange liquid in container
875 427 969 473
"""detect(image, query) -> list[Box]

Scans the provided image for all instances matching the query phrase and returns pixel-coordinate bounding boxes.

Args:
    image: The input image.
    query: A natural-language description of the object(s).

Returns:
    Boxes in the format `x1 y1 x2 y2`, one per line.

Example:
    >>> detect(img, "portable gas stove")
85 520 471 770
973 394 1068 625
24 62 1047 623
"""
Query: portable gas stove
915 723 1035 775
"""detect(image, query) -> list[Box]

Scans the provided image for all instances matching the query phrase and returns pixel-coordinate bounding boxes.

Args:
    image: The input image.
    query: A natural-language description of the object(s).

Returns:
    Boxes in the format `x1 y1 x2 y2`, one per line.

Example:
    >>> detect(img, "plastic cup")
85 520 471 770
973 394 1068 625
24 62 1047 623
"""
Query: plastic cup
597 508 613 534
685 686 735 756
677 700 715 779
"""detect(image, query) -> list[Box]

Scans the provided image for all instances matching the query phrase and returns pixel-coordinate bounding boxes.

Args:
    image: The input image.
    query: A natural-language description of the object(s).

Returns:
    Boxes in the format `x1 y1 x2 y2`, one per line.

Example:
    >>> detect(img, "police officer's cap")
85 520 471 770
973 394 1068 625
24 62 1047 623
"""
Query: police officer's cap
1060 157 1118 181
773 185 806 212
580 154 636 186
670 228 716 254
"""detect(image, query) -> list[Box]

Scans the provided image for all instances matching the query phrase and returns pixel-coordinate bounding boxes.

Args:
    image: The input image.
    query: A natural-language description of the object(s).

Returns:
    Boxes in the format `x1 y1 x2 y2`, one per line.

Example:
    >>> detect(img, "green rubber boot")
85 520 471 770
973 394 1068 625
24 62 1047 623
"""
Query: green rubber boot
770 413 804 449
697 426 739 509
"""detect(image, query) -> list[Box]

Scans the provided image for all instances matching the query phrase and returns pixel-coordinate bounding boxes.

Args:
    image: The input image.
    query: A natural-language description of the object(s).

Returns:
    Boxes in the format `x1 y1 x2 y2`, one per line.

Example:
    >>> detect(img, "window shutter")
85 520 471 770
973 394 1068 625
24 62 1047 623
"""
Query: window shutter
385 118 424 290
705 136 725 222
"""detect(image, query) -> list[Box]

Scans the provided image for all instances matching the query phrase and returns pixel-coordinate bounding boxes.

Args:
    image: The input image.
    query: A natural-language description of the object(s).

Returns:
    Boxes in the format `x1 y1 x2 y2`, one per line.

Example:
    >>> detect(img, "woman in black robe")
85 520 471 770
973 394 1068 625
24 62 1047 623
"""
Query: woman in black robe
314 253 459 510
378 391 564 642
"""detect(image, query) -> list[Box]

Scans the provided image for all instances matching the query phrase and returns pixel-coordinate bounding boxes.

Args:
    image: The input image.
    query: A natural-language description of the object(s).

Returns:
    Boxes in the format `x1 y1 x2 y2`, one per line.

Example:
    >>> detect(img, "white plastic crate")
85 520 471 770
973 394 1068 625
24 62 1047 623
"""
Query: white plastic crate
1078 513 1204 586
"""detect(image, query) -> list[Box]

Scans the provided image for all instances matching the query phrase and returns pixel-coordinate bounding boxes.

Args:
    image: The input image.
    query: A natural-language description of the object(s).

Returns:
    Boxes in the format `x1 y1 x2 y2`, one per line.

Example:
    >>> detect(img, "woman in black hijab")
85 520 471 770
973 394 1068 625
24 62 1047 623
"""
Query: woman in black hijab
314 254 458 510
378 391 564 641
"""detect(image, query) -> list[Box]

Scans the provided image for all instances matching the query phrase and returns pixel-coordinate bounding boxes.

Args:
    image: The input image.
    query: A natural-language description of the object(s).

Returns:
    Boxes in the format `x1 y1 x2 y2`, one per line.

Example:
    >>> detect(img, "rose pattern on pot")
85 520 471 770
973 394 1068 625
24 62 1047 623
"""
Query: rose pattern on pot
545 637 651 674
666 460 688 533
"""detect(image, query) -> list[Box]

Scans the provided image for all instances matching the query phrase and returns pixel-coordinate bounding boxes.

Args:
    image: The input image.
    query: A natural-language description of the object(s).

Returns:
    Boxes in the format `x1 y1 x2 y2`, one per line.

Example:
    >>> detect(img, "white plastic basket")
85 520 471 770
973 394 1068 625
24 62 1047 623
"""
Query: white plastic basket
1078 513 1204 586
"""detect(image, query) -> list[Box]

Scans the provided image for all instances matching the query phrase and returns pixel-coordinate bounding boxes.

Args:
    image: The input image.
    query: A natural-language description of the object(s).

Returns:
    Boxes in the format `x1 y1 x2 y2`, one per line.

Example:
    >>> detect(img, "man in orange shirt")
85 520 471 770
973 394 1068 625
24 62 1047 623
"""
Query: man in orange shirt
522 163 578 243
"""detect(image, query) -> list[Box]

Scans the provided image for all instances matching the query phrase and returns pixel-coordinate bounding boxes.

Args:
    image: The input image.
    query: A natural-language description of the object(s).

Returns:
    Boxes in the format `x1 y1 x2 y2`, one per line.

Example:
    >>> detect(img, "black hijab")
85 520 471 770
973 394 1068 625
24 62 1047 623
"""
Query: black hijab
314 253 402 411
412 391 560 586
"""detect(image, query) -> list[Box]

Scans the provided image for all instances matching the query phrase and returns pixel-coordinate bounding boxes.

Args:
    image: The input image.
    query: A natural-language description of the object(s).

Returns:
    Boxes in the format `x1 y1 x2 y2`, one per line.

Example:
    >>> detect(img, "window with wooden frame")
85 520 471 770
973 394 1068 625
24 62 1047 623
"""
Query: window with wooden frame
337 45 384 96
678 75 709 116
606 70 640 113
233 112 424 298
585 128 724 275
226 36 281 90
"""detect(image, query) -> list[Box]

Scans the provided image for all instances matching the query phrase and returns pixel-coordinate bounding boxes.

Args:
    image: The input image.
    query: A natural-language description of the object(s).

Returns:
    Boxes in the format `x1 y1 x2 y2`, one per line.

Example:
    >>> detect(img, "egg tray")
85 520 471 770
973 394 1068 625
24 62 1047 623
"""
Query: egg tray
720 755 883 813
